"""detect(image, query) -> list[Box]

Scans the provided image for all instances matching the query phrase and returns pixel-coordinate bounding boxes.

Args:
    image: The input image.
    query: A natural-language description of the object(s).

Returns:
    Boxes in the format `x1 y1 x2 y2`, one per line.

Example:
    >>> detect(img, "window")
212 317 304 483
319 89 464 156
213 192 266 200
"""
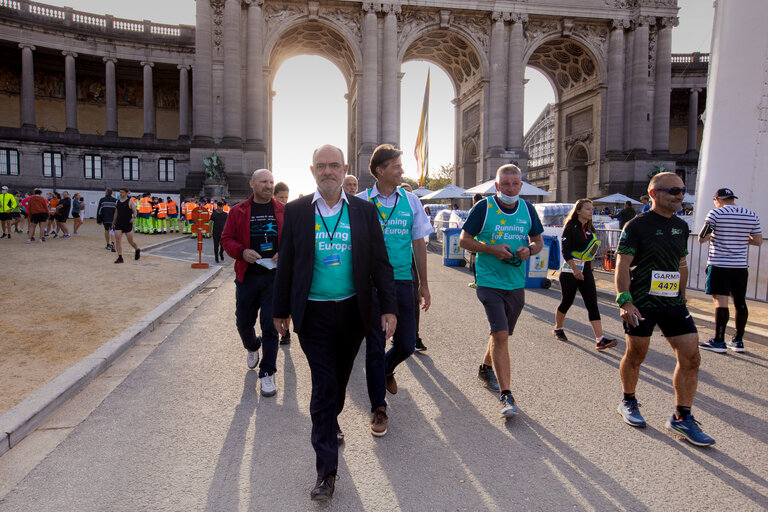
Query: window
122 157 140 181
42 152 63 177
84 155 102 179
0 149 19 175
158 158 175 182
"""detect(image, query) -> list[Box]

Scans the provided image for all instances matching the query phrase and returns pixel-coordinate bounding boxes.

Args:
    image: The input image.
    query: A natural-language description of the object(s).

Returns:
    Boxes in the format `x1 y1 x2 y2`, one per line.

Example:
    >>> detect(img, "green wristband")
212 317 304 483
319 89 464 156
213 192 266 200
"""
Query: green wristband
616 291 633 306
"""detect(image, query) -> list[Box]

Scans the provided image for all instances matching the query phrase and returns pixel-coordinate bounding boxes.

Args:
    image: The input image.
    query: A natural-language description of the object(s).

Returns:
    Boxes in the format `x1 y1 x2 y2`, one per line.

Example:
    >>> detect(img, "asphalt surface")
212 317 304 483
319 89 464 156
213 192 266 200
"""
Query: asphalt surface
1 252 767 511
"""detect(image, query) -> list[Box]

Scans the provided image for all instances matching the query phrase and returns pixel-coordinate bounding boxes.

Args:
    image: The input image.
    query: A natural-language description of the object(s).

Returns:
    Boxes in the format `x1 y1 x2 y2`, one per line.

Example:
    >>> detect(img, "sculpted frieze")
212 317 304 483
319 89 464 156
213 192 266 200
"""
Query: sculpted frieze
397 8 439 47
210 0 225 50
323 7 361 39
574 22 609 61
648 26 657 79
264 3 304 27
452 13 489 52
525 20 560 42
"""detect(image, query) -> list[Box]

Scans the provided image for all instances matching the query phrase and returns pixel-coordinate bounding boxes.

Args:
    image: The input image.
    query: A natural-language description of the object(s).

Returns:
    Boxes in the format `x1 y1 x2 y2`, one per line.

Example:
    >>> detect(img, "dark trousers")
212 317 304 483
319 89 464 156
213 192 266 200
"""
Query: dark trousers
212 234 224 260
365 281 417 411
298 297 365 477
234 272 278 377
557 265 600 321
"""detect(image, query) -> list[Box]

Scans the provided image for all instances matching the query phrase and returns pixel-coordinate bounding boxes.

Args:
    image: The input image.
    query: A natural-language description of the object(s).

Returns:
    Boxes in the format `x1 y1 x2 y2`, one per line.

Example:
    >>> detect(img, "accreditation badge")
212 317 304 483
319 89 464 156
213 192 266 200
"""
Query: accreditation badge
323 253 342 267
560 259 585 273
649 270 680 297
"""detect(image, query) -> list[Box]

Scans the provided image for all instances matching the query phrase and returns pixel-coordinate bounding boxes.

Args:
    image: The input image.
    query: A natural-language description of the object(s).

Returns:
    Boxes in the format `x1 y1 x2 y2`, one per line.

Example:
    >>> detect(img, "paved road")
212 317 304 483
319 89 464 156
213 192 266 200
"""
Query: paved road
149 235 234 266
1 253 767 511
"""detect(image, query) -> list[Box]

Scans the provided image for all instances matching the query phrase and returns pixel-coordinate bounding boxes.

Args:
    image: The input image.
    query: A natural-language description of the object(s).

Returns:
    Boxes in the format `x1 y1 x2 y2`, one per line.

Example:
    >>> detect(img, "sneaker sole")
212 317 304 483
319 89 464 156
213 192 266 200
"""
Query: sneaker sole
596 339 618 351
414 347 427 352
371 428 387 437
501 408 518 418
699 345 727 353
261 389 276 397
665 421 715 447
728 346 745 353
617 405 646 428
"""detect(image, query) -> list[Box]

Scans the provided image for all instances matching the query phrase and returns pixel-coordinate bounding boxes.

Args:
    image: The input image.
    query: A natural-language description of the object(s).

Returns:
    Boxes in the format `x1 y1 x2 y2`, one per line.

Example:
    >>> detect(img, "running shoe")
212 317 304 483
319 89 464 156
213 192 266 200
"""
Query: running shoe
246 350 259 369
30 237 34 241
553 329 568 342
105 244 111 250
726 339 745 353
61 234 70 239
260 374 276 397
25 238 31 244
280 332 291 345
666 413 715 447
500 393 518 417
596 337 618 351
114 256 124 264
477 365 499 391
617 399 646 427
134 248 141 260
699 338 727 353
414 338 427 352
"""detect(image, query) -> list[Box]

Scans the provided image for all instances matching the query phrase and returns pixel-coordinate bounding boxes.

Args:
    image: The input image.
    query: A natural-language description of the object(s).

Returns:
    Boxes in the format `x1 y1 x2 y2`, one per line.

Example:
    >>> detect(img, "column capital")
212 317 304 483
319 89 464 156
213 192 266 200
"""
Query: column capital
510 13 528 24
361 2 376 13
383 4 402 15
491 11 510 23
18 43 36 51
658 16 679 28
62 50 78 58
241 0 264 5
632 15 655 28
611 18 630 30
140 61 155 68
689 87 702 94
103 56 118 64
177 64 191 71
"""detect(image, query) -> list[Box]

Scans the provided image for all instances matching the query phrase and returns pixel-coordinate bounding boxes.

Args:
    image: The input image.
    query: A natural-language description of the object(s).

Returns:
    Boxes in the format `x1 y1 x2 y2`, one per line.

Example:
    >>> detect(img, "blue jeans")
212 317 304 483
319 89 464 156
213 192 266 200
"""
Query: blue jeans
365 280 417 411
235 272 278 377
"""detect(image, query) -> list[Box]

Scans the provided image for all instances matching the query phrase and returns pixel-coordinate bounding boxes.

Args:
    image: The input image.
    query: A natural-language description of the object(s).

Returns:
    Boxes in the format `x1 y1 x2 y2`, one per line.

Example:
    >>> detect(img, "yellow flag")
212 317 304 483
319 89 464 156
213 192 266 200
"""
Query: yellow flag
414 70 430 187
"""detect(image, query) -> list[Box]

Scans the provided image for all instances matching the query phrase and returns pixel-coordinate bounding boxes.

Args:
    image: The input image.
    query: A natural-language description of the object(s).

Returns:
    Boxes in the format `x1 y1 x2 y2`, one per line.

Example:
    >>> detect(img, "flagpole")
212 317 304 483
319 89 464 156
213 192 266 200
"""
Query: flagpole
414 70 430 188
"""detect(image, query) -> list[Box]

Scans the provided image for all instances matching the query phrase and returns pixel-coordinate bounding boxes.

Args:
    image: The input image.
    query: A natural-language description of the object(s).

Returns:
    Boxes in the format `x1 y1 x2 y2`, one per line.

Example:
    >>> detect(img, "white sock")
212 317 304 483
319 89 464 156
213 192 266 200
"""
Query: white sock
596 336 604 343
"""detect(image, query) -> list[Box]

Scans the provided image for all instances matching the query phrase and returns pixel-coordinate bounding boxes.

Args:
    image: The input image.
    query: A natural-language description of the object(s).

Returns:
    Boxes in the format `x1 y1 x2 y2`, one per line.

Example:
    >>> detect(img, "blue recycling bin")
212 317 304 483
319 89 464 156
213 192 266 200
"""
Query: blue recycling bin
442 228 464 266
524 235 559 288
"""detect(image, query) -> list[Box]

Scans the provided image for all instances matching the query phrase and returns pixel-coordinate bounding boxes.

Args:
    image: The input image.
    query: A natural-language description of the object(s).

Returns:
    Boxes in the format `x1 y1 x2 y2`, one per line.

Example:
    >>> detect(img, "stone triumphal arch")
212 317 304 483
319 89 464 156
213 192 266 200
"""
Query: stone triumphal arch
192 0 679 199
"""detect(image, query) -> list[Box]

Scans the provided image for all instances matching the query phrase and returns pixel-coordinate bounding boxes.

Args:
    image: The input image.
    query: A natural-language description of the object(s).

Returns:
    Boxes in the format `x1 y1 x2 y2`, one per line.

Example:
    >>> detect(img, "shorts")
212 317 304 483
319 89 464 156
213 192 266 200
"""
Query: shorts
30 212 48 224
11 212 20 219
71 212 80 218
20 212 27 218
476 286 525 334
103 222 112 231
114 222 132 233
705 265 748 299
623 304 697 338
0 212 10 221
55 215 67 223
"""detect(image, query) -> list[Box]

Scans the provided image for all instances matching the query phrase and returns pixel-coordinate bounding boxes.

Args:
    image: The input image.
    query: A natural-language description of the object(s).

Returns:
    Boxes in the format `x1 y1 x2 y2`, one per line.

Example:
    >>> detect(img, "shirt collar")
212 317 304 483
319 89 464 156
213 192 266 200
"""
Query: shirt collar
312 189 349 208
369 183 404 200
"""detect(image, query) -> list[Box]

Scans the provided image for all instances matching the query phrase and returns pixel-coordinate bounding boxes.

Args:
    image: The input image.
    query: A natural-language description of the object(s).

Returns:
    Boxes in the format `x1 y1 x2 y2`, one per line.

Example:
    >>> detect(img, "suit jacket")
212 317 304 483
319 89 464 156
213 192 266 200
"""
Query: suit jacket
221 196 285 283
273 193 397 334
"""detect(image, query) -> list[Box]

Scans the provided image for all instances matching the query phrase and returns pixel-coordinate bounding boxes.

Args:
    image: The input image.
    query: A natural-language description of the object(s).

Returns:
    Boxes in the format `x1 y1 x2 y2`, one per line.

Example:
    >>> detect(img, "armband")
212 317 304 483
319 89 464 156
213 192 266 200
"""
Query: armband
616 291 633 306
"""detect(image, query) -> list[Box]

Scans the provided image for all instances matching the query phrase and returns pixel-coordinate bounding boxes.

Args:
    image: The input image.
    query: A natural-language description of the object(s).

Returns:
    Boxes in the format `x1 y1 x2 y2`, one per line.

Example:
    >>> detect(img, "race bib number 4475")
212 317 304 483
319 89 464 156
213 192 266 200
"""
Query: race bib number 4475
649 270 680 297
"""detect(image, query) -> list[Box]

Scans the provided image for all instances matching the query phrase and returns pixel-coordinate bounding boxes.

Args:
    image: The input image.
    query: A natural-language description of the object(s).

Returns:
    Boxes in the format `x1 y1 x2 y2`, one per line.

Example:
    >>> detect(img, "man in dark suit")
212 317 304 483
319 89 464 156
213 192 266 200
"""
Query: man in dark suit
273 144 397 502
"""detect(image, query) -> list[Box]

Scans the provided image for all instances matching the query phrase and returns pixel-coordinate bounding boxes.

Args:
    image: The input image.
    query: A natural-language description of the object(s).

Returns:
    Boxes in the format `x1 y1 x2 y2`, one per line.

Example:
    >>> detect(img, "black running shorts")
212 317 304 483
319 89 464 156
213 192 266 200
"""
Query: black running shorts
623 304 697 338
476 286 525 334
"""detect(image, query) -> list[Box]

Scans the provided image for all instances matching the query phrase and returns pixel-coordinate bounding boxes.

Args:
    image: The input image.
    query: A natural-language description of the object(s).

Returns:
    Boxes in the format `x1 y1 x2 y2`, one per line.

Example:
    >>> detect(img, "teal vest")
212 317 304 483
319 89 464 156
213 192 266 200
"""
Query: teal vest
308 205 355 301
368 189 414 280
475 195 532 290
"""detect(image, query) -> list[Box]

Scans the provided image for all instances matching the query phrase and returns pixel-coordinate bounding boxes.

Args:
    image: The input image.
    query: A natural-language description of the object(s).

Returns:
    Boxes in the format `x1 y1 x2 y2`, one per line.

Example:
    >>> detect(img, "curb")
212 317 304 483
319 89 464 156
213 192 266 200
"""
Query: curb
0 265 222 457
549 279 768 348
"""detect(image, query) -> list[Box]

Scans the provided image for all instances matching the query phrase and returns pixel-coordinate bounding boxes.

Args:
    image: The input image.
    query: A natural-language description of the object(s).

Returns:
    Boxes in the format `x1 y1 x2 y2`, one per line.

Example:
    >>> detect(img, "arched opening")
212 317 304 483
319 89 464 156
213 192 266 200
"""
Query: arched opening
461 138 479 189
271 56 347 197
564 144 589 202
523 67 557 192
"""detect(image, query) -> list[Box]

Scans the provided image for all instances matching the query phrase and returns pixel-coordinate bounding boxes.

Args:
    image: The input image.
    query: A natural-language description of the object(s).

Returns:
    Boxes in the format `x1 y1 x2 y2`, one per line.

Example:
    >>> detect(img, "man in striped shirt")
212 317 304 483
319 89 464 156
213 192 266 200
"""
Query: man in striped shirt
698 188 762 353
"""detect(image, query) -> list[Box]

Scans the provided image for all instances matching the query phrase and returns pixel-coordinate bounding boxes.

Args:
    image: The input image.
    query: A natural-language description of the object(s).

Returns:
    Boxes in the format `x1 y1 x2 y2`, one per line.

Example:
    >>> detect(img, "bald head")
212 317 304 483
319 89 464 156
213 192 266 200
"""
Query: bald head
312 144 345 165
343 175 358 195
250 168 275 204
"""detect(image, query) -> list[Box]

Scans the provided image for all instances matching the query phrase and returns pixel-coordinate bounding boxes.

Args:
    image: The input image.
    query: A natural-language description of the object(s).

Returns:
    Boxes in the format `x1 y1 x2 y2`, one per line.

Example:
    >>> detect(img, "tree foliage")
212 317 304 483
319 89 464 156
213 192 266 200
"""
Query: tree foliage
404 163 454 190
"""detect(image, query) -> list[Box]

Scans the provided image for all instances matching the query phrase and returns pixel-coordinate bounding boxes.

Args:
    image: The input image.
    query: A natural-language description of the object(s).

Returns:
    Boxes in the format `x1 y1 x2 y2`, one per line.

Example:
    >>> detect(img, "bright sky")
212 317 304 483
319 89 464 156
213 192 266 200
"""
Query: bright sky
44 0 714 197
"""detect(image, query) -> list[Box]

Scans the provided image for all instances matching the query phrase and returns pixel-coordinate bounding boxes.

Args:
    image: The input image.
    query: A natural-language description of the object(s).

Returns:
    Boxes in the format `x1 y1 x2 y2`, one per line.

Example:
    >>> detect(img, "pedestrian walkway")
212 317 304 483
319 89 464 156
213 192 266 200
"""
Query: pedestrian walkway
1 253 767 510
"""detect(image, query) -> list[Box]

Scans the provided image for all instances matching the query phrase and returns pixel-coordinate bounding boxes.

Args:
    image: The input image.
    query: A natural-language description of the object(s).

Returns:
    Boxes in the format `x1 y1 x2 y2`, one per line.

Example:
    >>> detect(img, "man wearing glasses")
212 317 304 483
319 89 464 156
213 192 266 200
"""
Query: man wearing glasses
615 171 715 447
459 164 543 418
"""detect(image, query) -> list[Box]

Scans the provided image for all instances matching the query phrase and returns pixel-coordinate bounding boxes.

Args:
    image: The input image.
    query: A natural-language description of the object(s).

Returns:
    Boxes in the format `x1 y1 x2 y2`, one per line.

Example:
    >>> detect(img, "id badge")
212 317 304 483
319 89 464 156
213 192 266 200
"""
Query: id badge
561 259 584 273
323 253 342 267
260 242 273 252
649 270 680 297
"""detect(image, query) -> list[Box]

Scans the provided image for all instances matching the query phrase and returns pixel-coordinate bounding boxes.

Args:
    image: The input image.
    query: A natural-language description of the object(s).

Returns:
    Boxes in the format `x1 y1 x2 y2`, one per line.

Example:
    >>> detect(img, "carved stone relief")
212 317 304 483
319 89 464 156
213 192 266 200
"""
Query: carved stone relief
524 20 560 42
451 13 490 53
574 22 609 62
397 8 439 48
210 0 225 50
323 7 361 40
648 25 657 79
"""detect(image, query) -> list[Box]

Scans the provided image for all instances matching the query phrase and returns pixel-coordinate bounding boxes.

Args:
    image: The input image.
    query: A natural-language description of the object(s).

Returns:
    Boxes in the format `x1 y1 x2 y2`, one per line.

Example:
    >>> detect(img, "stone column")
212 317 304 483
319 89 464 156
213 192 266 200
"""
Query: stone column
62 51 78 134
193 0 213 143
687 88 701 153
103 57 117 137
630 17 651 152
222 0 242 145
652 17 675 153
141 61 155 139
381 4 399 145
488 13 506 151
178 64 190 140
246 0 265 148
507 14 526 150
19 43 36 132
361 3 378 148
606 20 627 153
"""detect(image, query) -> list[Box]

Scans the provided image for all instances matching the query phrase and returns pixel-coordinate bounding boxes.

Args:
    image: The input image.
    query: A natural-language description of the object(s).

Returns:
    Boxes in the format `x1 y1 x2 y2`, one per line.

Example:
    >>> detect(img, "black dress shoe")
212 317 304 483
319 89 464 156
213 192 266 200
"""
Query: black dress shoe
310 474 335 501
280 332 291 345
336 422 344 445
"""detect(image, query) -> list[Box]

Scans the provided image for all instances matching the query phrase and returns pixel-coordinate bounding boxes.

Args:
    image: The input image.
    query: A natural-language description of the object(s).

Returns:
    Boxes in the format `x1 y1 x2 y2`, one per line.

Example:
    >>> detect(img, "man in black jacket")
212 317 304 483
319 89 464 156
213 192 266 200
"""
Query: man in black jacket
273 144 397 502
96 189 117 251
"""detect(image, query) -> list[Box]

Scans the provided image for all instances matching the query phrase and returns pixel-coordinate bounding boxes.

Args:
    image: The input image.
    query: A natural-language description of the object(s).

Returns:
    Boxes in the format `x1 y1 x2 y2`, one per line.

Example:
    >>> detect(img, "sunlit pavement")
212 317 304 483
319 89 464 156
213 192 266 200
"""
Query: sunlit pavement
1 252 767 511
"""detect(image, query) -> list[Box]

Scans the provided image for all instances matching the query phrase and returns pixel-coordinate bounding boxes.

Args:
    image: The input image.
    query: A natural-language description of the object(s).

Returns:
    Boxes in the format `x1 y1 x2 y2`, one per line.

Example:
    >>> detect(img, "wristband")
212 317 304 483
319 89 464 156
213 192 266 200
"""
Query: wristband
616 291 633 306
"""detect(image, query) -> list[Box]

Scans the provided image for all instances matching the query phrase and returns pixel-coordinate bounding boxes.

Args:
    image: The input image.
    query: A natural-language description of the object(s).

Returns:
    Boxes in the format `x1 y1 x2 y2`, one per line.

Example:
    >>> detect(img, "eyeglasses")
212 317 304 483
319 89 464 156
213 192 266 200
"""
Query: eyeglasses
654 187 686 196
501 254 524 267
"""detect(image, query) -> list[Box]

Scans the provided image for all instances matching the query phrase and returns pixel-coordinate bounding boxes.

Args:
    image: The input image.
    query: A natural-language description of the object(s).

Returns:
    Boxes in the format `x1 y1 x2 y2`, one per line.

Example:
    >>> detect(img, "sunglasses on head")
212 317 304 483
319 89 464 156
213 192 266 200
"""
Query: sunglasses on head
654 187 686 196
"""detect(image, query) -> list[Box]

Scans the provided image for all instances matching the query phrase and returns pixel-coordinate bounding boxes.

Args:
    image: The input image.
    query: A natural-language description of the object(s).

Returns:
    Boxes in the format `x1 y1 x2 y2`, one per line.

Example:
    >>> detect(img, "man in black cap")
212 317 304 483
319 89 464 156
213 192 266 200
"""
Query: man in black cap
698 188 762 353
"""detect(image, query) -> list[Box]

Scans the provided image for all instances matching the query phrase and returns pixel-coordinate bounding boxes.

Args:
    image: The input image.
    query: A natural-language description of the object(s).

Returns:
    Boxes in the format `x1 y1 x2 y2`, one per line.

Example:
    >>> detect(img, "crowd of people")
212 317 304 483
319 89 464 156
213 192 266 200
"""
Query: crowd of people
0 186 86 242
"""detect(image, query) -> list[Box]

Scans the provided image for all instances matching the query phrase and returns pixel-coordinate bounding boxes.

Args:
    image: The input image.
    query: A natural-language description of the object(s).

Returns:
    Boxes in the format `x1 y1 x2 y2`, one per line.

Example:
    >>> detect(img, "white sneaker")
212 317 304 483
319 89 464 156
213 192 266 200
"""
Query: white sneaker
261 374 276 397
246 350 259 369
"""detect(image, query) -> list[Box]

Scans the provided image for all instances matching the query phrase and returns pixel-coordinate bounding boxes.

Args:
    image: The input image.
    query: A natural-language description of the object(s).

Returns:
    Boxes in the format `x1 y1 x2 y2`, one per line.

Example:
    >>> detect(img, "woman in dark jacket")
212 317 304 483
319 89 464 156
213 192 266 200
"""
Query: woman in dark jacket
553 199 617 350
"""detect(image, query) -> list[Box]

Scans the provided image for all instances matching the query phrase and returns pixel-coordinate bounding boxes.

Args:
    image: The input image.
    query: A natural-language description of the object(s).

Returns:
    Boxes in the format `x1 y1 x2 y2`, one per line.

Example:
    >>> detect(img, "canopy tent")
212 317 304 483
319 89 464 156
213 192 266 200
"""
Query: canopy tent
593 193 642 205
412 187 431 197
465 179 551 197
682 193 695 204
419 185 473 201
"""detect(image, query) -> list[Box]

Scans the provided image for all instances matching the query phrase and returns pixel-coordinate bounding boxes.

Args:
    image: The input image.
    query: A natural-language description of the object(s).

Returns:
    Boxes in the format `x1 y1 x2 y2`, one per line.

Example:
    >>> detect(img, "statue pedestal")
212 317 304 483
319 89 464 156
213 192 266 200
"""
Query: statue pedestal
202 181 229 201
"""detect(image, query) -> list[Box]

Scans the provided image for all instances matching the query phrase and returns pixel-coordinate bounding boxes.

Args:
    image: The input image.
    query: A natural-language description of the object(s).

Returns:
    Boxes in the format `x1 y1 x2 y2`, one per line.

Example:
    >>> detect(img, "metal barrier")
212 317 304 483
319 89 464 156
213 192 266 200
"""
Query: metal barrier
594 228 768 302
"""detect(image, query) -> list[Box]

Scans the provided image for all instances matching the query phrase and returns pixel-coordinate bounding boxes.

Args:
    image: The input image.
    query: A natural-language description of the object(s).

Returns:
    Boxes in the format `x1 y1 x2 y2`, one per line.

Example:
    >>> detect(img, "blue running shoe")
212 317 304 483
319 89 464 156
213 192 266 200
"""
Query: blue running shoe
617 399 646 427
478 365 499 391
726 339 745 353
666 414 715 447
500 393 518 418
699 338 727 353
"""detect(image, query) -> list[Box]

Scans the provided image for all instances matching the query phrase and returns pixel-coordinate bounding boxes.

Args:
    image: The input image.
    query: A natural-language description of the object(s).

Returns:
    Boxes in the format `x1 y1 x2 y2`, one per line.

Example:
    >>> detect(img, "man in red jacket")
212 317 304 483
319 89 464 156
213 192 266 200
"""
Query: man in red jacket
221 169 285 398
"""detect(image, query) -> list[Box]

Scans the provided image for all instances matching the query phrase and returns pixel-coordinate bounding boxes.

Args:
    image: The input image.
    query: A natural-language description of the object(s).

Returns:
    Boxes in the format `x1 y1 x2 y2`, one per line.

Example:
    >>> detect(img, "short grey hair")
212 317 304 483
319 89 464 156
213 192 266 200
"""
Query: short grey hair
495 164 522 182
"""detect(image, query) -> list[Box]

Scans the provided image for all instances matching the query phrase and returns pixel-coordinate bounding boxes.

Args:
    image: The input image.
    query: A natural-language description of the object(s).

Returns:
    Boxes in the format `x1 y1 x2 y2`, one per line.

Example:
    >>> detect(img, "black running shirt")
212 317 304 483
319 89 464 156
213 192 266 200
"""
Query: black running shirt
617 211 690 307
